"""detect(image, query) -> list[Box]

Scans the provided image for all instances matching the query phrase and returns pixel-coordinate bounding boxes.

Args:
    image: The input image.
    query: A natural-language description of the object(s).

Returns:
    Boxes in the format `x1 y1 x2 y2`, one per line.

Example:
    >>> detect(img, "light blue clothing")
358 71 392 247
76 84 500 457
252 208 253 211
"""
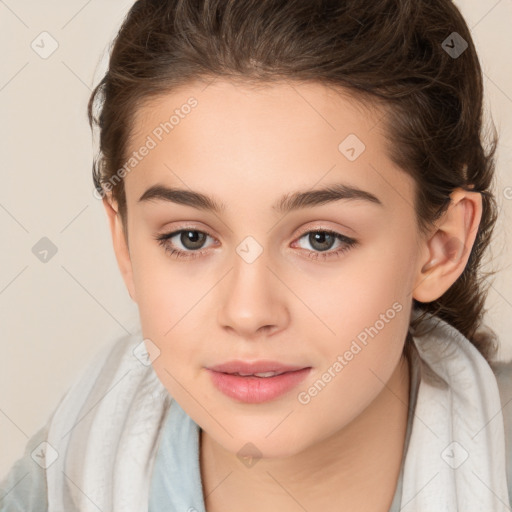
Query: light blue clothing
2 342 512 510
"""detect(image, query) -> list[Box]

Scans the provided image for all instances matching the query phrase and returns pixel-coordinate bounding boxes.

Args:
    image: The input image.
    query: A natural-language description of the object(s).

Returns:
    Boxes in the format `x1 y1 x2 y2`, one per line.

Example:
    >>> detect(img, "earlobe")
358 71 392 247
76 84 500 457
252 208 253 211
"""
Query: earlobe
102 196 137 303
412 188 482 303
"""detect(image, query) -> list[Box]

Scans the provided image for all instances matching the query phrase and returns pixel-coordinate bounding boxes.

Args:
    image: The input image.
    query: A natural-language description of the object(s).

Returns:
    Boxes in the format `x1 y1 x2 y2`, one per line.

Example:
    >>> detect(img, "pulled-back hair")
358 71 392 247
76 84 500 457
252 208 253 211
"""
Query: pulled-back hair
88 0 500 362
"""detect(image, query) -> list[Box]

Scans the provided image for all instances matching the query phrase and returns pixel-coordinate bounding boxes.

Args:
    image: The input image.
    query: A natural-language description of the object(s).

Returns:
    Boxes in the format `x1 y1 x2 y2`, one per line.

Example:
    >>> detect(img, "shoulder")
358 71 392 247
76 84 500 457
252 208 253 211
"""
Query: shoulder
489 358 512 503
0 423 49 511
0 332 145 512
489 358 512 432
490 358 512 433
490 358 512 405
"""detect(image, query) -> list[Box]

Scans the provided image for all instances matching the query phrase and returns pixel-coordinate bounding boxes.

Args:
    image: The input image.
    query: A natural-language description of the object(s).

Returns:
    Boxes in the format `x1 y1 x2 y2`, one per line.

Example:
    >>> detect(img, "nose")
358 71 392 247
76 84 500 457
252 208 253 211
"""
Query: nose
217 248 290 340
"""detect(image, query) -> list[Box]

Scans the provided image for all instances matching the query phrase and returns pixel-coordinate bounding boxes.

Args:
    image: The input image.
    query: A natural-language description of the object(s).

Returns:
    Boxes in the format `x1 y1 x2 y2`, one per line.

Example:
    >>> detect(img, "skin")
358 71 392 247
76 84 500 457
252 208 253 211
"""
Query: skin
103 78 482 511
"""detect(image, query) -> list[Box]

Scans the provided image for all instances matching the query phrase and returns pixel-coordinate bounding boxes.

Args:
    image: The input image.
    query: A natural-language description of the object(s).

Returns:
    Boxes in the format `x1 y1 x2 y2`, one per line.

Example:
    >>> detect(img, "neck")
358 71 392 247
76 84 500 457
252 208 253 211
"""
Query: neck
200 353 411 512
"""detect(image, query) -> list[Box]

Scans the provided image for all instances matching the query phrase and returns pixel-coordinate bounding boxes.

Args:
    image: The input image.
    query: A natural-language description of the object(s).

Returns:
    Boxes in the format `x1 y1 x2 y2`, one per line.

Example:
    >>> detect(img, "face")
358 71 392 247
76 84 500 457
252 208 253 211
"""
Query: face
111 79 427 458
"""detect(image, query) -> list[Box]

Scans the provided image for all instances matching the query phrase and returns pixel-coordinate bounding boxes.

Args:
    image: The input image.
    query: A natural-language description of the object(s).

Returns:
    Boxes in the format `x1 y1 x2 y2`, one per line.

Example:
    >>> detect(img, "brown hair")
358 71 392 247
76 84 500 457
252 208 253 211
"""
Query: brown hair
88 0 500 362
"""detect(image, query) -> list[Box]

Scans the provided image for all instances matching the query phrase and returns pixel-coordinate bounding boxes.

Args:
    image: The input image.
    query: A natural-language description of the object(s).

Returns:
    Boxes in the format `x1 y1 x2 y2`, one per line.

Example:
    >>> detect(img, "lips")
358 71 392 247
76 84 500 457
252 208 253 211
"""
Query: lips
206 362 312 403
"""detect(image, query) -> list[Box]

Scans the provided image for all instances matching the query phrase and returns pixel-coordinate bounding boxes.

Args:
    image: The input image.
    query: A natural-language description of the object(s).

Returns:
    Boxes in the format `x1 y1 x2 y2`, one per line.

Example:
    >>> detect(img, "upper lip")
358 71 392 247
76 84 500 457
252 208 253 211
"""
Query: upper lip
207 360 309 375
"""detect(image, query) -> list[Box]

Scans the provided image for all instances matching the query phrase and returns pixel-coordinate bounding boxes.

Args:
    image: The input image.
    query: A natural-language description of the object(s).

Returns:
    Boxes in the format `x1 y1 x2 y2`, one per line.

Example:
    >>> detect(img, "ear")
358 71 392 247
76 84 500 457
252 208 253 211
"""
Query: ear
102 196 137 303
412 188 483 303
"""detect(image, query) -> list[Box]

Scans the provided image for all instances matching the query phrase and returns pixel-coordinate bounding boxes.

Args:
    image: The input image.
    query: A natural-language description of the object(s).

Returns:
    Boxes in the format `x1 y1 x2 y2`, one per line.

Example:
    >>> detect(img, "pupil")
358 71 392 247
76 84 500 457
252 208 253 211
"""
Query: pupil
181 231 205 249
310 232 334 251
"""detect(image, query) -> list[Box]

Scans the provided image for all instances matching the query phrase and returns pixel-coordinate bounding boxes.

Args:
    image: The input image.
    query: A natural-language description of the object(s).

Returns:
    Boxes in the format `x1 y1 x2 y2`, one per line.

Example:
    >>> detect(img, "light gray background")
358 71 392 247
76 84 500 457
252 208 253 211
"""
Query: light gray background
1 0 511 478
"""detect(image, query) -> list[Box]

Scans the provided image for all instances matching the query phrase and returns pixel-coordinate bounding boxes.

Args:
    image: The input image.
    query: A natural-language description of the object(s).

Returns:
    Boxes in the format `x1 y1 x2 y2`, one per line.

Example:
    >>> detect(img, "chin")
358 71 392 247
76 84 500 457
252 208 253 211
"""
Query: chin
212 428 312 461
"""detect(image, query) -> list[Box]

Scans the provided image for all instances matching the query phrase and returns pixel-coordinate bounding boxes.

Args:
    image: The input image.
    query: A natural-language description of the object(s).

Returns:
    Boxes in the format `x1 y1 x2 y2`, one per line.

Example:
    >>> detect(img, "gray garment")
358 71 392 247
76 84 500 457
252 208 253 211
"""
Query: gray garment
2 343 512 511
0 421 50 512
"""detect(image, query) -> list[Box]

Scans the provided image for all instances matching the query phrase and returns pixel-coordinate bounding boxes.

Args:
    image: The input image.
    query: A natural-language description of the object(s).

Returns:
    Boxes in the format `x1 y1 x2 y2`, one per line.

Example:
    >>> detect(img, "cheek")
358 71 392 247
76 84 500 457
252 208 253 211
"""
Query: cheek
128 237 197 330
294 266 410 433
128 238 213 391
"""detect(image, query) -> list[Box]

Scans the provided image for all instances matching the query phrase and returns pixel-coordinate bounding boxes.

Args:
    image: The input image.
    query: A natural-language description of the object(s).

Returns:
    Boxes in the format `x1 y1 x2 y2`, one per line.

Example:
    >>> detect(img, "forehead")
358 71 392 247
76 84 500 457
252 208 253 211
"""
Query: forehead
128 78 382 154
123 78 414 216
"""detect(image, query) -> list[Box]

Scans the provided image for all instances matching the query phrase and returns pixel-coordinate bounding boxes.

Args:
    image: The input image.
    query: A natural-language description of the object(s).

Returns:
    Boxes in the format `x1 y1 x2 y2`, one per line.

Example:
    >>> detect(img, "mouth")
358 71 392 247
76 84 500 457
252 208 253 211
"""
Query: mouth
207 360 308 375
206 361 312 403
225 370 289 378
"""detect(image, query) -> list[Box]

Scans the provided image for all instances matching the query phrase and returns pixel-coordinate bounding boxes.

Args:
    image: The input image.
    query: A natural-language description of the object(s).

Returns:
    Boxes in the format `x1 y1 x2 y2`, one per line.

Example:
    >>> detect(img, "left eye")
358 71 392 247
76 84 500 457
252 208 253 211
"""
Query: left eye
292 230 357 260
155 228 357 261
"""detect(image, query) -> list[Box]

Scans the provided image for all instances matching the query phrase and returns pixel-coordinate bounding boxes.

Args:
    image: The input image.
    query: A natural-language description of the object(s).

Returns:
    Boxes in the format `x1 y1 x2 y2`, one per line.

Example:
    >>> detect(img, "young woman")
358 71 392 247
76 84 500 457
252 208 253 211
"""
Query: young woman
2 1 511 511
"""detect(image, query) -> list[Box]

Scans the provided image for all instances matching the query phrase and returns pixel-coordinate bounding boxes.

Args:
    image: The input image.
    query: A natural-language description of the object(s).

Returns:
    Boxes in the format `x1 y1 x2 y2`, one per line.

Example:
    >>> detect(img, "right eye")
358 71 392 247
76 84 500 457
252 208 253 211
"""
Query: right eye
155 228 217 260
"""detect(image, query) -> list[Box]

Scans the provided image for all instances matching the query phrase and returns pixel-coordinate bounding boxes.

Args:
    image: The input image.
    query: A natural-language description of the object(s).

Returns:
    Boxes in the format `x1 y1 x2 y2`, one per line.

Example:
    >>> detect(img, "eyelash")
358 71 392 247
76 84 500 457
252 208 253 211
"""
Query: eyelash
155 227 358 261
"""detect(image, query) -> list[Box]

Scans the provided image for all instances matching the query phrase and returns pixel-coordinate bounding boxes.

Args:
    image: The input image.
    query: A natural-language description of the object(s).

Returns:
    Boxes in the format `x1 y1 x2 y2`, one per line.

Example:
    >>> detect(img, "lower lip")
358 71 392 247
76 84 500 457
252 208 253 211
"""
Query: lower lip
206 368 311 403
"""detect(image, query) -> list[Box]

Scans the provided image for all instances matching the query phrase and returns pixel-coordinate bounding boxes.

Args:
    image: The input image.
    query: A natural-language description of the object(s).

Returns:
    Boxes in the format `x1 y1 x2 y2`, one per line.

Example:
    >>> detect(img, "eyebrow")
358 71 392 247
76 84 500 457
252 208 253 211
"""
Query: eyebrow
137 182 383 214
